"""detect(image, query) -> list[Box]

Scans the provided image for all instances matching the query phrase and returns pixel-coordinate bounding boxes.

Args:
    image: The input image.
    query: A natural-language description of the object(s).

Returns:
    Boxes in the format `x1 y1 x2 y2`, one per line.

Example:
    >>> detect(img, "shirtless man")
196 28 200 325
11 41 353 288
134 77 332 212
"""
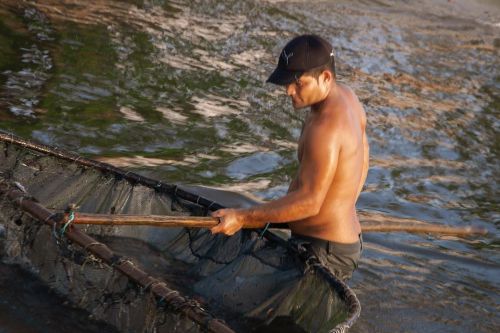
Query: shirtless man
211 35 369 280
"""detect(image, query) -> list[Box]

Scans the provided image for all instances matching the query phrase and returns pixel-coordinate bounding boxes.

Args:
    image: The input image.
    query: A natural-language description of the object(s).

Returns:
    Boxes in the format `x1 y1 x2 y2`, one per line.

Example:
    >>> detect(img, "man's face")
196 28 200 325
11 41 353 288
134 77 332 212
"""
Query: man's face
285 72 327 109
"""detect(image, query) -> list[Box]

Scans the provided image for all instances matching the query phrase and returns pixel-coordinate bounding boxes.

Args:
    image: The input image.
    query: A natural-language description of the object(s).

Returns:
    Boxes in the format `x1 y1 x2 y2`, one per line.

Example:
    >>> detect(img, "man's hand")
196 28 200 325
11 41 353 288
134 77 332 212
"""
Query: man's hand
210 208 245 236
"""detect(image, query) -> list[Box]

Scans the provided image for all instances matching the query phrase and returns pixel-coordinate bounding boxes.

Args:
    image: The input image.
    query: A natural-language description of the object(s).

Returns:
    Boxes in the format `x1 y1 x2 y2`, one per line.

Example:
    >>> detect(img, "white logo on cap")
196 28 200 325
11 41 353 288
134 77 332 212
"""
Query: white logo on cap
282 50 294 65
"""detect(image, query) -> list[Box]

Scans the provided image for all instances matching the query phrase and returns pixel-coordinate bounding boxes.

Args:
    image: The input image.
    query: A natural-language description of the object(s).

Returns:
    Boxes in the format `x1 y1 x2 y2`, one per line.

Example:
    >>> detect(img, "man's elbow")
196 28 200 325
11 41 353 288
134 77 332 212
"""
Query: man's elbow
302 196 322 217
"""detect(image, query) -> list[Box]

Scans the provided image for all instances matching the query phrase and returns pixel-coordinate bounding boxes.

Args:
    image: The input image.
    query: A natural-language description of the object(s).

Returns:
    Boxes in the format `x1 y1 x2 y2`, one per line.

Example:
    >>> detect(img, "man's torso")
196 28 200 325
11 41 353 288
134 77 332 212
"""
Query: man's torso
289 84 366 243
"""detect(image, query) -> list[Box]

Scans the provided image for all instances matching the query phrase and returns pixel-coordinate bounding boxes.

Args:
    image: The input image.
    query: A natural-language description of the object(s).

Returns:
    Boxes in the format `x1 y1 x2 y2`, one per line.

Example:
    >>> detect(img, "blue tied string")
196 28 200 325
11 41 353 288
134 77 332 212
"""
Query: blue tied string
60 211 75 235
259 222 270 239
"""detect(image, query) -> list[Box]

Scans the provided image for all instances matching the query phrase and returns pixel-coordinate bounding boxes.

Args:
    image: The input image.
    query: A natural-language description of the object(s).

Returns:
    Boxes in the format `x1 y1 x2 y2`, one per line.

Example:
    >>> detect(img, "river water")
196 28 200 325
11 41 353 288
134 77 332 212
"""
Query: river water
0 0 499 332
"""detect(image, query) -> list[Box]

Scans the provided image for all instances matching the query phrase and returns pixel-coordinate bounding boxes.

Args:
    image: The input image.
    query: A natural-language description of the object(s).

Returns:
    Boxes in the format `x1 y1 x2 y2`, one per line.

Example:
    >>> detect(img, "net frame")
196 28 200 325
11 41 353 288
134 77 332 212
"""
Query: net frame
0 130 361 332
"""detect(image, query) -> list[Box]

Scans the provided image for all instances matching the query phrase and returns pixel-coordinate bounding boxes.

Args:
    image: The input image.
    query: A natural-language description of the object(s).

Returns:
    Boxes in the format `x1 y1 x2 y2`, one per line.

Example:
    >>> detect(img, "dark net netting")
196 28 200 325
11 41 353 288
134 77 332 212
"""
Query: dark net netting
0 132 360 333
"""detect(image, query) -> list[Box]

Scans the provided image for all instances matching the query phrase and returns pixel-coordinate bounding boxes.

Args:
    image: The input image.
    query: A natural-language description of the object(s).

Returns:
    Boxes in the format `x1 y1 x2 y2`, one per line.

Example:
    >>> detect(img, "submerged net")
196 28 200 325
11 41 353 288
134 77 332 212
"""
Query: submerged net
0 131 360 333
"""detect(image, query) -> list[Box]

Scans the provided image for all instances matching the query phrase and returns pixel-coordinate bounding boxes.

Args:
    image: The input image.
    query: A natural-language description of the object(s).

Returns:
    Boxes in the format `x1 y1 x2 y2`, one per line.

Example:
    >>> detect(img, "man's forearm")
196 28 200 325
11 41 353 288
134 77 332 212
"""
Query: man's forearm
240 190 320 226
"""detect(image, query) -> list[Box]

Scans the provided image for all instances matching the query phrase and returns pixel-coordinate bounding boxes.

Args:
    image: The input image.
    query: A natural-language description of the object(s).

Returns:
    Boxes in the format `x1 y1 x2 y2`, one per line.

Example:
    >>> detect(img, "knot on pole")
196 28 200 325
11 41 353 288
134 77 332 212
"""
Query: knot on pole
61 203 78 235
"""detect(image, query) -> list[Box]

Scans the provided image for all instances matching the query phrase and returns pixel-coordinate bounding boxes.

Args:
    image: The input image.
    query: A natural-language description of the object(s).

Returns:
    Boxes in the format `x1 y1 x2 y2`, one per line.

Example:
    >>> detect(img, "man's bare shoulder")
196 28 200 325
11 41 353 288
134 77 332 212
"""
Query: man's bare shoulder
338 83 359 100
320 92 353 131
338 83 366 127
308 112 338 139
301 111 340 153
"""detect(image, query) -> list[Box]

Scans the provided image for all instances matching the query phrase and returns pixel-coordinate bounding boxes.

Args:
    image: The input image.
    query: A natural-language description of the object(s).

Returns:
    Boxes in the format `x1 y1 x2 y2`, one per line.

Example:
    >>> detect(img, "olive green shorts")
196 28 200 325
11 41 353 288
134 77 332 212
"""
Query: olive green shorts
289 233 363 281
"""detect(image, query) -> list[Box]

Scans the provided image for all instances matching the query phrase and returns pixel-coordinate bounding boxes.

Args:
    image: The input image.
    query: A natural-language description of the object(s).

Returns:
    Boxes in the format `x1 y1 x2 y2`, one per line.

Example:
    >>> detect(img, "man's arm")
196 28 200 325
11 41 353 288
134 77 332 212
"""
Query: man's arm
211 122 340 235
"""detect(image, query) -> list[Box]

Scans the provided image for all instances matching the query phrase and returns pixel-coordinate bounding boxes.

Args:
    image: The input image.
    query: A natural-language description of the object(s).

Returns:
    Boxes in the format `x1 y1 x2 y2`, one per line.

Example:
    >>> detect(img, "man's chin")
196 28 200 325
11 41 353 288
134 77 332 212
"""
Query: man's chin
292 102 308 110
292 99 307 110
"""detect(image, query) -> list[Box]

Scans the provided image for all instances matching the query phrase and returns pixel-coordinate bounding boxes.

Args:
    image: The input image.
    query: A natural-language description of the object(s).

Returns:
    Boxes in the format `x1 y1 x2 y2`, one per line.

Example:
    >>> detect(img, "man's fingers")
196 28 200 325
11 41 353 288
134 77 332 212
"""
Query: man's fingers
211 209 225 218
210 222 241 236
211 224 222 234
210 210 225 234
209 208 241 236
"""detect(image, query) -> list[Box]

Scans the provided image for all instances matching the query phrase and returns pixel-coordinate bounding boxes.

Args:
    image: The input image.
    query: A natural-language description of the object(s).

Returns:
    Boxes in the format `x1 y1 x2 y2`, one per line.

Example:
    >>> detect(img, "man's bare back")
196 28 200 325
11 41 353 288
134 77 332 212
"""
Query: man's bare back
289 84 368 243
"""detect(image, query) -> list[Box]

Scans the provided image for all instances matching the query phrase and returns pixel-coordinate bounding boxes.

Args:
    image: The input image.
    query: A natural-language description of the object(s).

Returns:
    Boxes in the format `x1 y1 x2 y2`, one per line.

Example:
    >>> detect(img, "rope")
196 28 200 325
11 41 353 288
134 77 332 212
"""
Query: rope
259 222 270 239
330 324 349 333
11 192 38 205
13 181 27 193
80 253 104 271
60 211 75 235
83 241 105 252
142 279 156 291
149 281 168 292
110 255 134 268
52 222 61 242
44 212 58 223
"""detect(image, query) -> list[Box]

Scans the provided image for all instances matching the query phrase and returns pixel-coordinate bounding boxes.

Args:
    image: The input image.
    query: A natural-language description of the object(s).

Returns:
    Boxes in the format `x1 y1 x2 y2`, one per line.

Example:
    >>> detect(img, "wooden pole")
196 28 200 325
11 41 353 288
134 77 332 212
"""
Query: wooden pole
361 222 488 236
74 213 221 228
1 185 235 333
72 213 488 236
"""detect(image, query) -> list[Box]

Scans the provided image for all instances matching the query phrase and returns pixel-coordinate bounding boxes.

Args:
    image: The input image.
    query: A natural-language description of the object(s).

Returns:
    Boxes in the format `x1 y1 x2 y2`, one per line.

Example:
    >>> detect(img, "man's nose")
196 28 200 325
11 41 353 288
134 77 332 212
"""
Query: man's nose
286 83 295 96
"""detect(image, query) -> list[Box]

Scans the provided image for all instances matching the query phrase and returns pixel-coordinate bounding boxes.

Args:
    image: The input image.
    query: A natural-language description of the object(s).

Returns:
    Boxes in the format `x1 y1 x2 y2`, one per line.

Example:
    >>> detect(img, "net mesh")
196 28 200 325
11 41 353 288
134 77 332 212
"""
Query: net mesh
0 134 359 333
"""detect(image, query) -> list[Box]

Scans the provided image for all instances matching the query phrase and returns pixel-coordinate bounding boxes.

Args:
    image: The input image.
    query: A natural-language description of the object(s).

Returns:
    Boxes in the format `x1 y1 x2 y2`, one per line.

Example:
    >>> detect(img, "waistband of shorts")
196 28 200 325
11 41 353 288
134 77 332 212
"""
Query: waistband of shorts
291 233 363 254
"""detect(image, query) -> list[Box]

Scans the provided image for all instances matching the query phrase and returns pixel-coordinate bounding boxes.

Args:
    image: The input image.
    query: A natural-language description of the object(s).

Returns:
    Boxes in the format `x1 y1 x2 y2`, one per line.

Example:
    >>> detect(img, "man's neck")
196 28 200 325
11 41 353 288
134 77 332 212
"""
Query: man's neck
311 82 339 113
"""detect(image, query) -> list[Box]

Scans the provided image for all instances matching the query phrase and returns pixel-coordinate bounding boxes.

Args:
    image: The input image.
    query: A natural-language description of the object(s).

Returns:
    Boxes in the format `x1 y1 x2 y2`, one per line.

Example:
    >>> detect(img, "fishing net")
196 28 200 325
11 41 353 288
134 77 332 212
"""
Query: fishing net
0 132 360 333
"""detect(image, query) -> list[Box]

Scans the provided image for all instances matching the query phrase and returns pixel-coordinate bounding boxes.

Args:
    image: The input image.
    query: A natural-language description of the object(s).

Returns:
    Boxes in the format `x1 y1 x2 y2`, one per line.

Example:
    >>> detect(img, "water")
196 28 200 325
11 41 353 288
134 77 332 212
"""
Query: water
0 0 499 332
0 262 119 333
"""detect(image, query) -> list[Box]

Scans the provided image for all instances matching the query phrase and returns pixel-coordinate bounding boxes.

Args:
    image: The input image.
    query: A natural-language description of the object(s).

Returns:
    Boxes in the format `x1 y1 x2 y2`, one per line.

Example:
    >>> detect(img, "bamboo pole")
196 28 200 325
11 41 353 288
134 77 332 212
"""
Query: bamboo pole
361 222 487 236
1 185 235 333
74 213 221 228
72 213 488 236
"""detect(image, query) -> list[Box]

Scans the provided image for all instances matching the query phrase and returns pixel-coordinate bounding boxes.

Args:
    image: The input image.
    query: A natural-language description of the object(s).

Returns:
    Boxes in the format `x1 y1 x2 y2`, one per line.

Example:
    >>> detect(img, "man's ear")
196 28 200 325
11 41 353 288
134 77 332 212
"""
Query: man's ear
321 70 332 86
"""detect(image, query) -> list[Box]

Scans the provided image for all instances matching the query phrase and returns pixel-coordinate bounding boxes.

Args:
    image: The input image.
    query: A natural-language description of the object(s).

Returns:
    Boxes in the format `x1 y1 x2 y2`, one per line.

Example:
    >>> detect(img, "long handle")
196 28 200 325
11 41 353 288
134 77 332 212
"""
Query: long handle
72 213 488 236
74 213 266 229
74 213 221 227
361 222 487 236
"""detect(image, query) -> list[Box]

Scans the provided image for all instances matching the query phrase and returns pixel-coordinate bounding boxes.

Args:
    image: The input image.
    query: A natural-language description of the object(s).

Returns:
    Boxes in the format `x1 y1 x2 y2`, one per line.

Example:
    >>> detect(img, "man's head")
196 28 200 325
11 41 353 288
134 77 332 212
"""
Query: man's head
267 35 336 109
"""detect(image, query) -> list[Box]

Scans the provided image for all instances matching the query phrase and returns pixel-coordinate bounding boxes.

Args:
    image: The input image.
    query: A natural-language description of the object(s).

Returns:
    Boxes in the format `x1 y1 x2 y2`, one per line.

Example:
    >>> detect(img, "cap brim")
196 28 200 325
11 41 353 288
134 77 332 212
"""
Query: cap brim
266 67 302 86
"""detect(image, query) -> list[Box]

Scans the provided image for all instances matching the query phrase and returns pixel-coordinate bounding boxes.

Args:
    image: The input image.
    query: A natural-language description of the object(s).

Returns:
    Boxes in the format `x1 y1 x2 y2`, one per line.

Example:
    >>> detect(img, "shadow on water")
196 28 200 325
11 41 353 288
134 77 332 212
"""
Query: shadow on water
0 0 499 332
0 262 119 333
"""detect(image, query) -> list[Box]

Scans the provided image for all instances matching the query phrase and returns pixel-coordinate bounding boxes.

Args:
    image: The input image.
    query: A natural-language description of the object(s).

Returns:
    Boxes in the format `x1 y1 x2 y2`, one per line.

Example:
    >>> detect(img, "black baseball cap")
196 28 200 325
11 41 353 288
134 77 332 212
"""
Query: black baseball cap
267 34 335 86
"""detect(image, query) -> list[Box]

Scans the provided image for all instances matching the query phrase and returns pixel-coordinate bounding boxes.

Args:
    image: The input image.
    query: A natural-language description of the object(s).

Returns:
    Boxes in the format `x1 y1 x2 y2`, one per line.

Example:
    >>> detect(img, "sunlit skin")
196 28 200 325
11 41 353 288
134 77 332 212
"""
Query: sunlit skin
211 69 369 244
